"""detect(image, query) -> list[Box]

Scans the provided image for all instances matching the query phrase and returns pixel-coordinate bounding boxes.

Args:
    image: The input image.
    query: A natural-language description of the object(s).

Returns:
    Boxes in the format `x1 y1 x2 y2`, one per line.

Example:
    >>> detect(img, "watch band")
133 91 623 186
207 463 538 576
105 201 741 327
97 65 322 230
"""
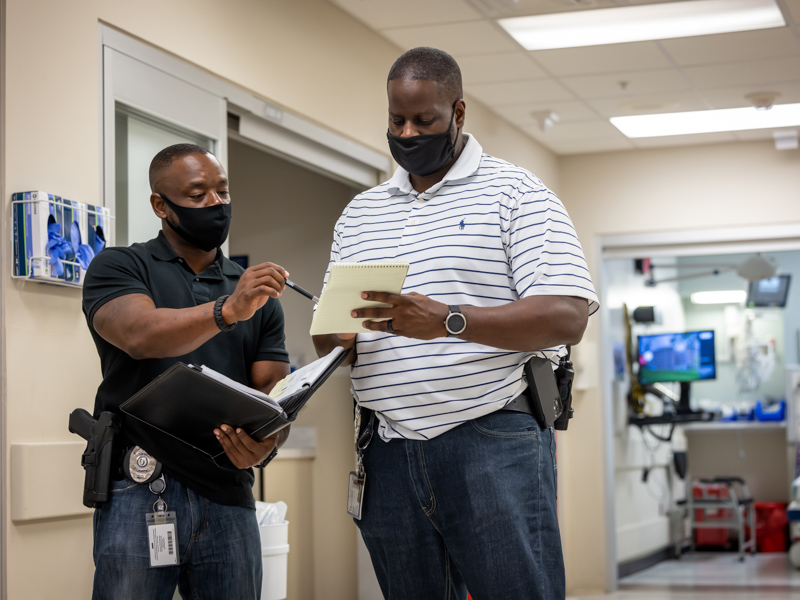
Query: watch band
213 294 237 332
256 445 278 469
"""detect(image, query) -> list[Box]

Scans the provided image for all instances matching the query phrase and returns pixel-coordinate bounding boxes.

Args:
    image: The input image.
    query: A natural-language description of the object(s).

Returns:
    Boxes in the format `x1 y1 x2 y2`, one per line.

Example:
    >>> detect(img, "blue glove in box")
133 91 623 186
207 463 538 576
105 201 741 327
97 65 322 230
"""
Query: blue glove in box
755 399 785 422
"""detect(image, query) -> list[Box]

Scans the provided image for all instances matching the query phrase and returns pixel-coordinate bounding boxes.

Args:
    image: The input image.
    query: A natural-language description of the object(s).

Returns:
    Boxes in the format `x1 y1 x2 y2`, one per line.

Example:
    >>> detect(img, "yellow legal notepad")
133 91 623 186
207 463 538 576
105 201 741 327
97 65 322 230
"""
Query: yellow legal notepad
309 262 409 335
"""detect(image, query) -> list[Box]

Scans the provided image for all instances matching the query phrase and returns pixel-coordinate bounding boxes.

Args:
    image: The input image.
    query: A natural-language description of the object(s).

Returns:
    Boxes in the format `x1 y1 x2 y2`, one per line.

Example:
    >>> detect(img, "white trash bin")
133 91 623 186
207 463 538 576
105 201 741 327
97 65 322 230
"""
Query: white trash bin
260 520 289 600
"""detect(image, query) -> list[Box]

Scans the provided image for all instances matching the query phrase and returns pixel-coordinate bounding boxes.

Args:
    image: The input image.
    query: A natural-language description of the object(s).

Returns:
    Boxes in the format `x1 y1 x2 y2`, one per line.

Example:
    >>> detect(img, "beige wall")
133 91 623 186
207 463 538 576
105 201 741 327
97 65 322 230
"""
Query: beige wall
556 140 800 590
1 1 560 599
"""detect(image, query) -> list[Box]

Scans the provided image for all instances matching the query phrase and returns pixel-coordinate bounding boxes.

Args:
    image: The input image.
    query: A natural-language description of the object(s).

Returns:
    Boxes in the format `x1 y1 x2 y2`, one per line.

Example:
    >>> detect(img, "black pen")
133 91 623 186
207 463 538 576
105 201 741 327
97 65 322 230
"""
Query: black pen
285 279 320 304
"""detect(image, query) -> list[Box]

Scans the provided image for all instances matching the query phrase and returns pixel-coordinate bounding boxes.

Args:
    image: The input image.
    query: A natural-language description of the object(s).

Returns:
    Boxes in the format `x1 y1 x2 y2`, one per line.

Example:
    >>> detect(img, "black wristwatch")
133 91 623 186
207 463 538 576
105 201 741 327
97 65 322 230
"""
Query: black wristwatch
444 305 466 337
256 445 278 469
213 294 237 332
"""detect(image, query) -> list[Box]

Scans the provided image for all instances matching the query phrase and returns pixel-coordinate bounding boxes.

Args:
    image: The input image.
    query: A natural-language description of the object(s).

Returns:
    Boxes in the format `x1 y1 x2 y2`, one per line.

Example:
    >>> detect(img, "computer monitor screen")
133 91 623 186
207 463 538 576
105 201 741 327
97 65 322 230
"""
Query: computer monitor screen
746 274 790 308
637 330 716 385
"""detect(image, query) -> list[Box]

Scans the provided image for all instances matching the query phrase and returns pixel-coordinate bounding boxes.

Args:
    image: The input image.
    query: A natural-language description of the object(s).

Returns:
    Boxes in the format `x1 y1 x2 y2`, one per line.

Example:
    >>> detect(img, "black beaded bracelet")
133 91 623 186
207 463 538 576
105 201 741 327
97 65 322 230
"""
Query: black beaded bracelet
213 294 237 332
256 445 278 469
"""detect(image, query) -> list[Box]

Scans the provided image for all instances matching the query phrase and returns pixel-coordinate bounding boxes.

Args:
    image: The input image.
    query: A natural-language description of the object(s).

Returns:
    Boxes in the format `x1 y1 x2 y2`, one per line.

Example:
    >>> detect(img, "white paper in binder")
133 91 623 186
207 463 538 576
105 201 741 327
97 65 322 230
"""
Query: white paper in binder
309 262 409 335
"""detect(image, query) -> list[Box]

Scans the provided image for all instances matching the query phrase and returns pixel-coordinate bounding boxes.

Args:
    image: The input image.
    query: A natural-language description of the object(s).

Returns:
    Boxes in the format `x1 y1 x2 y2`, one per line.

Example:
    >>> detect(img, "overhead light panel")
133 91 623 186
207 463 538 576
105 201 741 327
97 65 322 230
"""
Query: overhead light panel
497 0 785 51
611 103 800 138
691 290 747 304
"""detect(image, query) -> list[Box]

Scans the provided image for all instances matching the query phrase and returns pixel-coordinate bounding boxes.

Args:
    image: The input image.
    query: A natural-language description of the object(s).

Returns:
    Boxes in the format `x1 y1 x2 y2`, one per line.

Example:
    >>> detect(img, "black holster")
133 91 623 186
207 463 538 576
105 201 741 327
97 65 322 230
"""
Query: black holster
520 349 575 431
553 351 574 431
68 409 120 508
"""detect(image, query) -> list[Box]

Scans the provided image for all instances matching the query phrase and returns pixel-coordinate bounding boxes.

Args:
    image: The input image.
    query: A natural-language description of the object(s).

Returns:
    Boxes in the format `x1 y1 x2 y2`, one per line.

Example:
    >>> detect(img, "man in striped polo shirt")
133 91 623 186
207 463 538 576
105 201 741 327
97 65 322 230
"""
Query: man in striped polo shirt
313 47 599 600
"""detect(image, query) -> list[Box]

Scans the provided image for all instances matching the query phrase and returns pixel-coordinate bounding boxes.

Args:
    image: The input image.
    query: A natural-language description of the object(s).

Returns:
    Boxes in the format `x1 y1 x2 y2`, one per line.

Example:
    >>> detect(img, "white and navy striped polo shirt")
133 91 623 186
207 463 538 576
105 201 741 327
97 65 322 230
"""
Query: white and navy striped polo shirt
323 134 599 441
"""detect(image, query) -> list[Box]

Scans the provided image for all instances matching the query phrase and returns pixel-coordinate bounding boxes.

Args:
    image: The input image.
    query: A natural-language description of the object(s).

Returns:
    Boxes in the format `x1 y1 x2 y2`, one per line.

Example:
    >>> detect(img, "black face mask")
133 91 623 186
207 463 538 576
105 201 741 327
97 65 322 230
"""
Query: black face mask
159 194 232 252
386 103 460 177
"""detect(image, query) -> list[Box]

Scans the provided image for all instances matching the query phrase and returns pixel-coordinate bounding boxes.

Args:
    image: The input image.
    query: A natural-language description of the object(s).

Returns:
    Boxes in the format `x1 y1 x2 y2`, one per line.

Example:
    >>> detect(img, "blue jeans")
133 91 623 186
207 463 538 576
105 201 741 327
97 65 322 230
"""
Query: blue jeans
356 411 564 600
92 474 262 600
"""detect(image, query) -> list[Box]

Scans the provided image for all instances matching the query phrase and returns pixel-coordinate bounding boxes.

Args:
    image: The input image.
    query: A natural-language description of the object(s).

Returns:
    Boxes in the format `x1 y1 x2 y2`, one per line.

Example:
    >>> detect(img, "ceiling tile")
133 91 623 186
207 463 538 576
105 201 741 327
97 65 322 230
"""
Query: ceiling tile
380 21 520 56
684 56 800 89
546 138 637 155
530 42 672 77
468 78 575 106
631 132 738 148
586 91 709 118
493 101 600 126
522 119 625 142
329 0 483 30
700 82 800 109
659 28 800 67
561 68 692 99
458 52 548 85
467 0 639 19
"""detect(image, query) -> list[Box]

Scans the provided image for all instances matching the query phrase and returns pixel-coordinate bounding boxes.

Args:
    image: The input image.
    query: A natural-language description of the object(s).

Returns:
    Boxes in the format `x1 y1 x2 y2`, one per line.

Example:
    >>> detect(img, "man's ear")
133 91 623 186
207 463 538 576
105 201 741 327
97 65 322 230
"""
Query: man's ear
455 99 466 129
151 193 168 219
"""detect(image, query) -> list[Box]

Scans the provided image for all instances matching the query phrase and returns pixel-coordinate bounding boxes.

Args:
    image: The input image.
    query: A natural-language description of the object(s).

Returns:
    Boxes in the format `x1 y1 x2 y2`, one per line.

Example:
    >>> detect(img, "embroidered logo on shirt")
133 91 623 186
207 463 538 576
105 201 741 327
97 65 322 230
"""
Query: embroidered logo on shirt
459 219 466 230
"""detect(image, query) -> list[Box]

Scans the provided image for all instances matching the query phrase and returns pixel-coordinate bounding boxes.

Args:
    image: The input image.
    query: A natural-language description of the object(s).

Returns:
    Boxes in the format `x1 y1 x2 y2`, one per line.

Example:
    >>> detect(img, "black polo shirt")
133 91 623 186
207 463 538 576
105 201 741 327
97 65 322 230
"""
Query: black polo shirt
82 232 289 508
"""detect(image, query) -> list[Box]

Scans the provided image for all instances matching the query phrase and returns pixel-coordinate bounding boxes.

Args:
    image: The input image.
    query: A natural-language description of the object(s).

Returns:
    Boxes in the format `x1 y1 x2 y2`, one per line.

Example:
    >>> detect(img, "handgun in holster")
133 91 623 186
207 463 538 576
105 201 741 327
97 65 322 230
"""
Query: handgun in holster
68 409 120 508
553 347 574 431
524 347 575 431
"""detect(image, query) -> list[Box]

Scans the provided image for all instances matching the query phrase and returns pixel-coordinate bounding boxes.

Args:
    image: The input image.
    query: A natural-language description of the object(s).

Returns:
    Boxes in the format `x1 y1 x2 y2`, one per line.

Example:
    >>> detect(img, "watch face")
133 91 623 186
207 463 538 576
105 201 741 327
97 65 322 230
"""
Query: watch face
447 313 466 334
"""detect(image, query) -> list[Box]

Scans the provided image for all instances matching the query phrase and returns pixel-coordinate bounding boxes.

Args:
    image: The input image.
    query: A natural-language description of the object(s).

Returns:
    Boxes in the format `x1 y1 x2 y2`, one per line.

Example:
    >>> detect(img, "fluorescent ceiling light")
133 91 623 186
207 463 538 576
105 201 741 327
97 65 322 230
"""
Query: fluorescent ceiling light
691 290 747 304
497 0 785 51
610 103 800 137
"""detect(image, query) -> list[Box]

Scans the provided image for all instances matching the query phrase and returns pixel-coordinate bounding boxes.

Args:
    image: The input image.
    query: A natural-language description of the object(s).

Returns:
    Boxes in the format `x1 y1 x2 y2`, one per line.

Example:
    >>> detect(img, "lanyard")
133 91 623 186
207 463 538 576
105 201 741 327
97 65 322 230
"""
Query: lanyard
354 404 376 479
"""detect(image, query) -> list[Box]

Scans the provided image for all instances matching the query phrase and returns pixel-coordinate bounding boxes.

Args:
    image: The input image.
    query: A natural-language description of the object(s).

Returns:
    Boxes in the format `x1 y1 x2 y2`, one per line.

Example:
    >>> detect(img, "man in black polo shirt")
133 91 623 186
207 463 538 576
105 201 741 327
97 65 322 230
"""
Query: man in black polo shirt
83 143 290 600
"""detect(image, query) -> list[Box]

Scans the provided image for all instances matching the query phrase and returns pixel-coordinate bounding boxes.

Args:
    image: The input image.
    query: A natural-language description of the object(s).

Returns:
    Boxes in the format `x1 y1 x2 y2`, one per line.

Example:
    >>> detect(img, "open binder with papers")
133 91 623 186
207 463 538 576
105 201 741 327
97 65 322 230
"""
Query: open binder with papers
120 346 351 465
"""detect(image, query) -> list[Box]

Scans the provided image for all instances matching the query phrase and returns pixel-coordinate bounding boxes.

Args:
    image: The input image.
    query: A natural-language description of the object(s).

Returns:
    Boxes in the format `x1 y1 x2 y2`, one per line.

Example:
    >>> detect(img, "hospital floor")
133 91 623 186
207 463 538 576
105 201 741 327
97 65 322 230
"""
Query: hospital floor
569 552 800 600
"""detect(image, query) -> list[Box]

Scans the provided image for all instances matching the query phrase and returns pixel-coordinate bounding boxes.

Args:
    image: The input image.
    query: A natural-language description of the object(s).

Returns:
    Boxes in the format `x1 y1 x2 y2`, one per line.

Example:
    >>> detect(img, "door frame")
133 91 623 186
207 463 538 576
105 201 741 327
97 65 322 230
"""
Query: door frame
0 0 7 597
596 222 800 591
99 25 389 214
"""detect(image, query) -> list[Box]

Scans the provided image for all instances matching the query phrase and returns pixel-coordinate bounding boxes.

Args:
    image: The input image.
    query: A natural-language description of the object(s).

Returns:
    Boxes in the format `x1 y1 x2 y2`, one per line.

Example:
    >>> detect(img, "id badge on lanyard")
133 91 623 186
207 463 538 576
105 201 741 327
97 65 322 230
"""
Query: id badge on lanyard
144 475 179 567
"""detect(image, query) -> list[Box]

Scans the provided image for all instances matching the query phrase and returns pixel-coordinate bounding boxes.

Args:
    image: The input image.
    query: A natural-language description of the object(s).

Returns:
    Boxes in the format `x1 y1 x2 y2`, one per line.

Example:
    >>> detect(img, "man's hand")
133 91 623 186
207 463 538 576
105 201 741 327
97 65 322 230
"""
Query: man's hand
222 262 288 325
214 425 290 469
354 291 448 339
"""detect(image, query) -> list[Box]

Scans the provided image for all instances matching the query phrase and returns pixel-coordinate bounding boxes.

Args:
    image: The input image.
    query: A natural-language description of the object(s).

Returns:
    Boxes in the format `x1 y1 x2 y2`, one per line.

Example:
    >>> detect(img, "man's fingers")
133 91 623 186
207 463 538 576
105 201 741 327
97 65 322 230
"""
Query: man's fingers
215 428 245 466
249 262 288 278
360 291 398 304
361 319 392 332
253 285 280 298
352 307 391 319
248 273 286 291
216 425 273 468
234 428 267 453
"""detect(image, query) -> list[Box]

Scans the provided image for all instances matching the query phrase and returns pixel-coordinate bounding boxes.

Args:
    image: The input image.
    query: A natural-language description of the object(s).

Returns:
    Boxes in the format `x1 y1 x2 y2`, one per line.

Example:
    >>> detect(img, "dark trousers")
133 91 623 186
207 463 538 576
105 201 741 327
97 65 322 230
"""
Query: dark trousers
356 410 565 600
92 474 262 600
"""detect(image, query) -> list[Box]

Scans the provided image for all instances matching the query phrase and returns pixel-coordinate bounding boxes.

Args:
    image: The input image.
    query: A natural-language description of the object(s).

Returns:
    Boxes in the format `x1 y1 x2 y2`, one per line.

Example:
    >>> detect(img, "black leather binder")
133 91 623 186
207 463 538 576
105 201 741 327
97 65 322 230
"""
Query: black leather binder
120 347 350 464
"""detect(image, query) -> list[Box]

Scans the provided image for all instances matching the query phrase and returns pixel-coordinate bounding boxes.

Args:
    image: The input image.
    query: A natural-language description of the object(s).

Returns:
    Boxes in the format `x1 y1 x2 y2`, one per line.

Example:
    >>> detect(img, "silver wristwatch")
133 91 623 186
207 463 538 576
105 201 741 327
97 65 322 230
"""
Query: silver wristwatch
445 305 466 337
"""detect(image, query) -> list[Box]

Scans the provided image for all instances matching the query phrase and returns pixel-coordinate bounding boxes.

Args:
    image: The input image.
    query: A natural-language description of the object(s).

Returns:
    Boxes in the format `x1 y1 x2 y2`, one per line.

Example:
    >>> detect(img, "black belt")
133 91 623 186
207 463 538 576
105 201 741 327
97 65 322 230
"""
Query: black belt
498 388 535 415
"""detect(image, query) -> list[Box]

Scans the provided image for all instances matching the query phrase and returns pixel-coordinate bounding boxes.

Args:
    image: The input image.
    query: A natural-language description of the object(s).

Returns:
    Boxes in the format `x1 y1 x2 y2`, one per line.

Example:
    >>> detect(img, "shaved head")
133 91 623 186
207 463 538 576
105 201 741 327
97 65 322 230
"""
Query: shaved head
387 47 463 104
149 143 212 192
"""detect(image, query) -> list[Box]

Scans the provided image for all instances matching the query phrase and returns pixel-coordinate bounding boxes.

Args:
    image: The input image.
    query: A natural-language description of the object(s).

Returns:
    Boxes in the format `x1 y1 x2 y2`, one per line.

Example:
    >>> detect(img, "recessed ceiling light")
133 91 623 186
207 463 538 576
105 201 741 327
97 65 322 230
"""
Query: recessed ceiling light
691 290 747 304
498 0 785 51
610 103 800 137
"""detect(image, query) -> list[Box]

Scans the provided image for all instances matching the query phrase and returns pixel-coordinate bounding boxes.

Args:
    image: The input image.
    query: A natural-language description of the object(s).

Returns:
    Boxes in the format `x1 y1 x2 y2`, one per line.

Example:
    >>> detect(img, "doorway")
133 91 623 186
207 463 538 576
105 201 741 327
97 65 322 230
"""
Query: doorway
227 138 360 368
598 226 800 593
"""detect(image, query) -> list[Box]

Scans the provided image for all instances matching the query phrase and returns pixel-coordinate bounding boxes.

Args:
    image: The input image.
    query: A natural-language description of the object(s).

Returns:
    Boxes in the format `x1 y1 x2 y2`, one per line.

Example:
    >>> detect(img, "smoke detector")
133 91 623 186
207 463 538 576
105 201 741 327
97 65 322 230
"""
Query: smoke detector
746 91 780 111
532 110 560 133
